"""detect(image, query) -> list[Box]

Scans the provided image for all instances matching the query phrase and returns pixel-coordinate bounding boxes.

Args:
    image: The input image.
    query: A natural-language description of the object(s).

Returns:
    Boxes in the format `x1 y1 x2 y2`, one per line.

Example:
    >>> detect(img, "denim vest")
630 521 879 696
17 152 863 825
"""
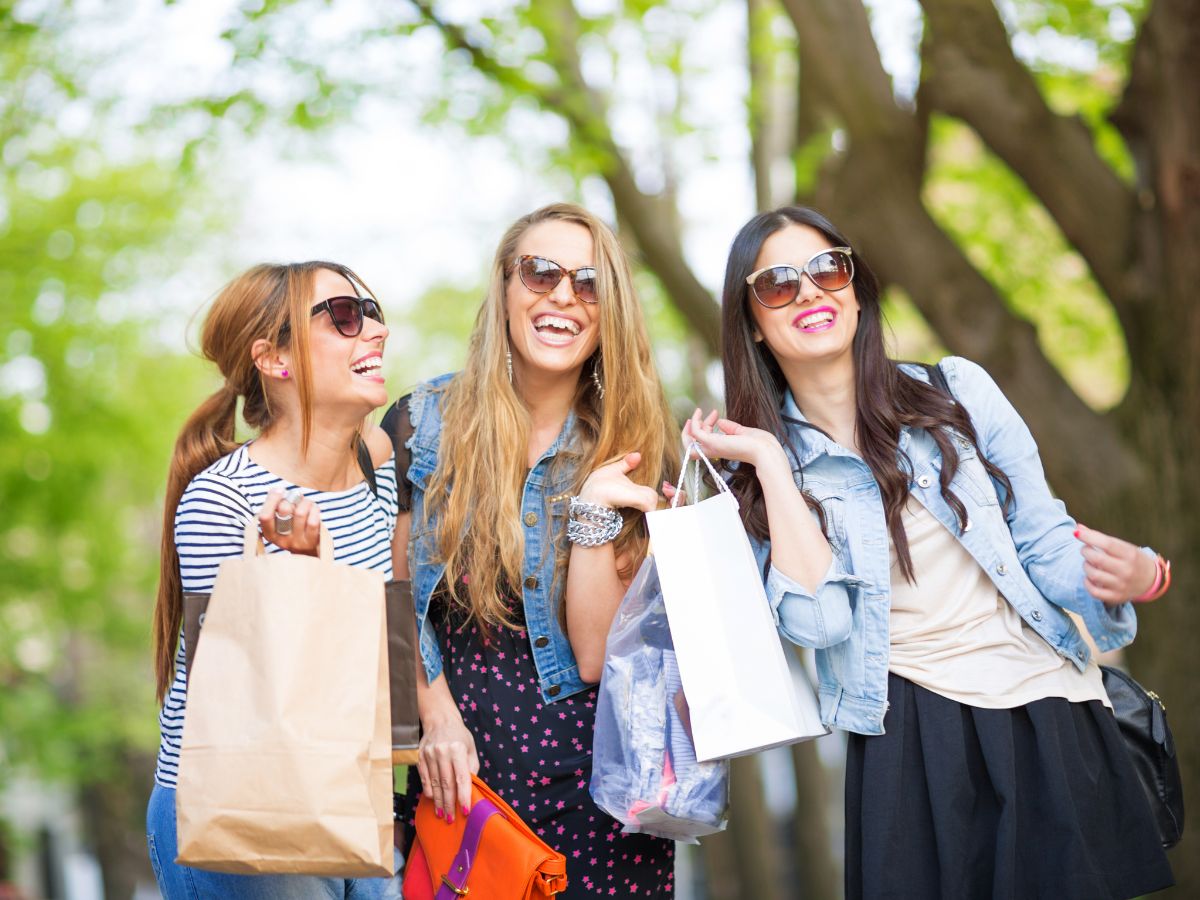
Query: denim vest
752 356 1137 736
405 373 589 704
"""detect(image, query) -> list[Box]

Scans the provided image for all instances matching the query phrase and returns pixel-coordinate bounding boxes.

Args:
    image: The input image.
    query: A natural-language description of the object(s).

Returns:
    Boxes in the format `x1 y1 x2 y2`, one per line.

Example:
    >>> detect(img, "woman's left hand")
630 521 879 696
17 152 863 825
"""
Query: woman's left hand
578 451 661 513
1076 523 1158 604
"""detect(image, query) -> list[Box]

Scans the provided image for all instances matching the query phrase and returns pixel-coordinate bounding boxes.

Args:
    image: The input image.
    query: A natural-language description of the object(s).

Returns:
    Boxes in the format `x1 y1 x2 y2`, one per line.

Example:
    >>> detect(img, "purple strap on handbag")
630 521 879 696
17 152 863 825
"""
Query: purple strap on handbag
434 798 502 899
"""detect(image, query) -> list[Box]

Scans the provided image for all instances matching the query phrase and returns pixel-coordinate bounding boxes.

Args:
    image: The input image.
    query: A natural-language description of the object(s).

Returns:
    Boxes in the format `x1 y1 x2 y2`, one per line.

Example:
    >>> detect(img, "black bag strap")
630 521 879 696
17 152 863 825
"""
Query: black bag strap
922 360 951 398
356 436 378 496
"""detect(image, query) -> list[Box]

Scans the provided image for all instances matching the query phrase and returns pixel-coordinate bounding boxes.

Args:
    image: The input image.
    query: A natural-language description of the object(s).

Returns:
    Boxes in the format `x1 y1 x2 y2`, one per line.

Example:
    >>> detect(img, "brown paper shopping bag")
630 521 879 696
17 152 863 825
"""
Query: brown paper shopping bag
176 522 393 876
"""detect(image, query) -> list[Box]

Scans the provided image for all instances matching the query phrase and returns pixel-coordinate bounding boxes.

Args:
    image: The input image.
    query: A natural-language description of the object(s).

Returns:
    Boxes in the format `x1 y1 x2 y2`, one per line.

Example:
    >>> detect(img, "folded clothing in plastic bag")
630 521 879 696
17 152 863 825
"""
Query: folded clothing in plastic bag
590 556 729 843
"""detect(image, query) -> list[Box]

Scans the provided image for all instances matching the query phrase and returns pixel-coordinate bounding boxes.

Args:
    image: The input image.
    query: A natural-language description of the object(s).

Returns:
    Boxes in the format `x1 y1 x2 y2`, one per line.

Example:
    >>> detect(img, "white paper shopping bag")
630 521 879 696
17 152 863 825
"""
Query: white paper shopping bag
645 444 828 761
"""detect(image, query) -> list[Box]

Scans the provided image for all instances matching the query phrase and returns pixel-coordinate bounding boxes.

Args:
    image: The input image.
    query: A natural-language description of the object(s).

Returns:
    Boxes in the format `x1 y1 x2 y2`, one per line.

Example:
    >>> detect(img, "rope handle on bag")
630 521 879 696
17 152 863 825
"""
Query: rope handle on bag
670 441 732 509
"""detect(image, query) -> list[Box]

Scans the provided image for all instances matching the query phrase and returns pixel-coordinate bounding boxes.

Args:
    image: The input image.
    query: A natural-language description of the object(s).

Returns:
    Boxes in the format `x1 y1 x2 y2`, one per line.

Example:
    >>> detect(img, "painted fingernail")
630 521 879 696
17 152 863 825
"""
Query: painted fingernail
462 804 470 816
435 807 443 818
1073 529 1080 539
446 814 454 825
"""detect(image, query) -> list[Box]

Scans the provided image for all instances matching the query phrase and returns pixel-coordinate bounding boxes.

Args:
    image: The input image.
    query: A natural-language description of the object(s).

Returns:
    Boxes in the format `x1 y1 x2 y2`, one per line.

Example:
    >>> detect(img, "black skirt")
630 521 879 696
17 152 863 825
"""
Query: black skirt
845 673 1173 900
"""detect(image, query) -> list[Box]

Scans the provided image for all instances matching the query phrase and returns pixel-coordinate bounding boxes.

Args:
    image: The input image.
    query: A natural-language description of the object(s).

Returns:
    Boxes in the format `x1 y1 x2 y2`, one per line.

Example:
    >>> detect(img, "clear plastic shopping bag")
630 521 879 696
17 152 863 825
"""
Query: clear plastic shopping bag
590 556 729 843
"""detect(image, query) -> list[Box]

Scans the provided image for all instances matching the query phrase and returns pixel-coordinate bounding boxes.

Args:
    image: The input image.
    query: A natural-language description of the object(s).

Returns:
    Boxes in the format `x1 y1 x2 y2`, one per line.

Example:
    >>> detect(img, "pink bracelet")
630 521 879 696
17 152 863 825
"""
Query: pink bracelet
1133 555 1170 603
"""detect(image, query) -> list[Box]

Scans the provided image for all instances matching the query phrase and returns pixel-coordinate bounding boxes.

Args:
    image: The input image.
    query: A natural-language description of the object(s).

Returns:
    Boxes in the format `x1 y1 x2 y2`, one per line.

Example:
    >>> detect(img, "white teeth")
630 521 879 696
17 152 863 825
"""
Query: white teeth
799 311 835 328
351 358 382 375
533 314 580 335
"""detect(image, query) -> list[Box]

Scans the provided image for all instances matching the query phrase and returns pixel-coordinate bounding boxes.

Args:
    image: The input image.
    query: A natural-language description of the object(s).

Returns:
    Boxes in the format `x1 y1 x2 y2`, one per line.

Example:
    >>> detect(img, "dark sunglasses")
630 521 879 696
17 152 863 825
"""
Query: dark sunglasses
507 255 598 304
745 247 854 308
310 295 385 337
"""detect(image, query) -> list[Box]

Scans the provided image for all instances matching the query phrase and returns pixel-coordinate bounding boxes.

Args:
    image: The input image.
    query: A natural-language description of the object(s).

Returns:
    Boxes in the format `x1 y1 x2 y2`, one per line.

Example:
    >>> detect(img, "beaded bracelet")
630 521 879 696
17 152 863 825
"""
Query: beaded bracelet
1133 554 1171 603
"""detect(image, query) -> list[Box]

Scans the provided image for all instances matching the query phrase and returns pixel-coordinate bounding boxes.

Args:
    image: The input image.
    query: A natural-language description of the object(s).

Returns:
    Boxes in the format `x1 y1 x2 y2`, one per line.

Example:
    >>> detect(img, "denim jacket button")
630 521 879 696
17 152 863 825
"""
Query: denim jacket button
547 684 561 697
1076 649 1086 661
916 474 933 488
535 636 550 648
524 575 538 589
996 564 1008 575
1031 610 1043 621
523 512 538 527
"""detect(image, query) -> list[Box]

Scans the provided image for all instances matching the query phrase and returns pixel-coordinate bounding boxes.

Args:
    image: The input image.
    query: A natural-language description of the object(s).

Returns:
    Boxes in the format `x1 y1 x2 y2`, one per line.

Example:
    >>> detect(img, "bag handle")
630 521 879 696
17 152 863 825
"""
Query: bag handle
241 520 334 560
435 798 503 899
670 441 731 509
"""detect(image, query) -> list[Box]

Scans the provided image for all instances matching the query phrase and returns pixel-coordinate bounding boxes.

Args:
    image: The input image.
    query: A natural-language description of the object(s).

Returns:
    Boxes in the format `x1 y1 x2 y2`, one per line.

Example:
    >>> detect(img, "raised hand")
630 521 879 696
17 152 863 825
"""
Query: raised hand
1076 523 1159 605
683 408 789 475
579 451 660 513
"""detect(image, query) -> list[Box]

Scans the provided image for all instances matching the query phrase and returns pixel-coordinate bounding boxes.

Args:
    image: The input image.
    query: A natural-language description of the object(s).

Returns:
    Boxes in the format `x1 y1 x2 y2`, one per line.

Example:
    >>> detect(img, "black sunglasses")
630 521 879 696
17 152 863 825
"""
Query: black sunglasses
506 255 598 304
310 295 385 337
745 247 854 308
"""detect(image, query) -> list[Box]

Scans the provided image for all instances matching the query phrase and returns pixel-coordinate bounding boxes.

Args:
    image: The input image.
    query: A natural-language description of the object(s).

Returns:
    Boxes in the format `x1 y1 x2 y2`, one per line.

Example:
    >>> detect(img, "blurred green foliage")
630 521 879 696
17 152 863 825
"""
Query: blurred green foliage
0 6 224 785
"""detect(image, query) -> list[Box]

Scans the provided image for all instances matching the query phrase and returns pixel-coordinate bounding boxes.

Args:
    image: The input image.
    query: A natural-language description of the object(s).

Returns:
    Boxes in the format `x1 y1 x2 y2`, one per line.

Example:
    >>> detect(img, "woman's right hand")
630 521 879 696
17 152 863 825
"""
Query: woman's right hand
418 705 480 824
683 408 790 476
258 488 322 555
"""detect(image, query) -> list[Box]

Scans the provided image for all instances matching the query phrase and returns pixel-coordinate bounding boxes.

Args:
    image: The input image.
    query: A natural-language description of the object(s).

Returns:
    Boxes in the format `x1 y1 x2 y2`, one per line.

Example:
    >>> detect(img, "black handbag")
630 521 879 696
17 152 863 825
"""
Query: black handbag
1100 665 1184 848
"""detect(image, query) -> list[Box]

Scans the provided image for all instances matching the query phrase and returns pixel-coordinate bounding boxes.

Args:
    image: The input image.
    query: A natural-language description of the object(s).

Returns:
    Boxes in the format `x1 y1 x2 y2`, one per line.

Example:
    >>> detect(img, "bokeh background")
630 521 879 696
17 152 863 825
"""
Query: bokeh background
2 0 1196 897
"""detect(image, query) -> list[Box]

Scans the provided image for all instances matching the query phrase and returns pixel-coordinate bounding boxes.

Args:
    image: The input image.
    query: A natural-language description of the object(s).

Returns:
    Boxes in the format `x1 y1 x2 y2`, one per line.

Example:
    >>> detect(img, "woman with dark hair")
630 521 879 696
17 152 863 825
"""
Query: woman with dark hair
683 206 1173 898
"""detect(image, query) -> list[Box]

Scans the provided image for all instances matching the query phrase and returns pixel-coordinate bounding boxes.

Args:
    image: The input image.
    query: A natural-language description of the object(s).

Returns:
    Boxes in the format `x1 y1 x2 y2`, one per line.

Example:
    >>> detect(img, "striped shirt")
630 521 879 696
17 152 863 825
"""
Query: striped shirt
154 443 399 789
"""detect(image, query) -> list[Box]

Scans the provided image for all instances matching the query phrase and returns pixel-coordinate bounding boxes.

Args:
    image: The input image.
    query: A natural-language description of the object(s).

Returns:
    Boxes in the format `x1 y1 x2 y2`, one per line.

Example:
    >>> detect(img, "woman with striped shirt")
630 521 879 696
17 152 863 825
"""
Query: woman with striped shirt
146 261 402 899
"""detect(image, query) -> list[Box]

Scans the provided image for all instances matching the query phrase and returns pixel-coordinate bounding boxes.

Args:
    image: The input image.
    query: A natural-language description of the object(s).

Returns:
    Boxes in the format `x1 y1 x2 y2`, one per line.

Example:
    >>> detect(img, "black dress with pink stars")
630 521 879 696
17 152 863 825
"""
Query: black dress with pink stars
398 593 675 898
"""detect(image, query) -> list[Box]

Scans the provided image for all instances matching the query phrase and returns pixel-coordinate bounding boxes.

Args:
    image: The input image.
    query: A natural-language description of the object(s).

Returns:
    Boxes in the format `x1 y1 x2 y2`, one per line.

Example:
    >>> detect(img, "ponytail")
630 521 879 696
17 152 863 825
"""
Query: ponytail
153 385 238 702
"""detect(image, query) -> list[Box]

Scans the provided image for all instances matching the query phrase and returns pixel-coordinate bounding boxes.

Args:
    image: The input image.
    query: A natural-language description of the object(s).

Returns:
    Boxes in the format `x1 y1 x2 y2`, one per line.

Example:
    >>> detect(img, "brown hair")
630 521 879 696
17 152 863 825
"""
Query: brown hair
152 261 372 702
426 203 678 632
720 207 1013 582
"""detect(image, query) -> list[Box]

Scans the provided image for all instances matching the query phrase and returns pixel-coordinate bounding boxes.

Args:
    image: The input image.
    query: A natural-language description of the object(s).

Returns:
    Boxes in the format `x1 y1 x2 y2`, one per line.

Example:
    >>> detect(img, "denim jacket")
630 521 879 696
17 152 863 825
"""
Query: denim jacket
406 373 589 703
753 356 1137 735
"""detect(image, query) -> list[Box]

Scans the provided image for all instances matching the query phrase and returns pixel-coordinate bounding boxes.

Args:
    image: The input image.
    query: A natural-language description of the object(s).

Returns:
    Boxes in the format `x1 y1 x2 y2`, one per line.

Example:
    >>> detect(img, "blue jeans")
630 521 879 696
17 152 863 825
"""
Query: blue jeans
147 784 402 900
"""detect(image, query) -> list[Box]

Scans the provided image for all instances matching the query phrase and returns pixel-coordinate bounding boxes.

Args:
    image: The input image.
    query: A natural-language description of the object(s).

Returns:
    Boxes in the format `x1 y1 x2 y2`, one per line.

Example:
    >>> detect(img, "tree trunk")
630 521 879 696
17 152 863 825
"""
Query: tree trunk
78 747 157 900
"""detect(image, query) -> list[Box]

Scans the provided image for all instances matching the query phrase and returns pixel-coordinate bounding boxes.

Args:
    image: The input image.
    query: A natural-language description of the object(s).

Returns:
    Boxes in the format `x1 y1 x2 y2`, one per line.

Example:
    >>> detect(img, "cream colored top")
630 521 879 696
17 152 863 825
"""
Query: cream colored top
887 499 1110 709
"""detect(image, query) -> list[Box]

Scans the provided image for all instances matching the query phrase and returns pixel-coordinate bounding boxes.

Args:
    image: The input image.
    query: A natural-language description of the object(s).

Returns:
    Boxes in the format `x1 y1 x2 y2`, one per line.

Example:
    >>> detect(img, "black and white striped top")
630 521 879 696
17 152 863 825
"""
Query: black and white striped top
154 443 399 789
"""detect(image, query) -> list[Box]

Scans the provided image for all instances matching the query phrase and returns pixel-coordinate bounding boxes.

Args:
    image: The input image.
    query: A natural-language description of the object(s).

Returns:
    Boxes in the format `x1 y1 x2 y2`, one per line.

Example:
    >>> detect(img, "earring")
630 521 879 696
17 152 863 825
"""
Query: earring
591 360 605 400
506 349 513 384
281 369 289 378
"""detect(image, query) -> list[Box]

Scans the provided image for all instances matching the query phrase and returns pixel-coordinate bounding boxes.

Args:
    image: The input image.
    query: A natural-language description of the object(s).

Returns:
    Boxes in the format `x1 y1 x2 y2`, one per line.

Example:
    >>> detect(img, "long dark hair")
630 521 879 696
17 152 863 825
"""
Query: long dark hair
721 206 1012 581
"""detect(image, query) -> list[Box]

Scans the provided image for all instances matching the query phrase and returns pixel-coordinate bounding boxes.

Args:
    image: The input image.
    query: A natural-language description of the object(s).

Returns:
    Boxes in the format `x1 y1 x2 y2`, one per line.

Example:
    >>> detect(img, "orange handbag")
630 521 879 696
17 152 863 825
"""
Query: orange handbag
402 774 568 899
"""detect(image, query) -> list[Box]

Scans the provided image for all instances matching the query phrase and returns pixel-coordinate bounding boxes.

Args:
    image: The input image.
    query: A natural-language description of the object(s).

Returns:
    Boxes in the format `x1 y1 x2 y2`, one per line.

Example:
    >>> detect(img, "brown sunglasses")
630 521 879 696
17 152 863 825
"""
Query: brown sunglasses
507 255 598 304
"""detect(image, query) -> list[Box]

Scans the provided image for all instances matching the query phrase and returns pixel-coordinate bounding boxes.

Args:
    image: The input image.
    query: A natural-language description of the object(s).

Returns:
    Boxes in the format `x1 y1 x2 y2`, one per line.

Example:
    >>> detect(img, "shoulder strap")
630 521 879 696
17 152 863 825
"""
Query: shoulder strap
356 436 378 496
923 360 951 398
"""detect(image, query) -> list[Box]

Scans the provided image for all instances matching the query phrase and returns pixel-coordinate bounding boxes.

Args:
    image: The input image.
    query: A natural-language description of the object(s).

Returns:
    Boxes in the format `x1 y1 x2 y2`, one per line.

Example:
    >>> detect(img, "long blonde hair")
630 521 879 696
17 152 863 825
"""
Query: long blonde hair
426 203 677 631
153 261 374 702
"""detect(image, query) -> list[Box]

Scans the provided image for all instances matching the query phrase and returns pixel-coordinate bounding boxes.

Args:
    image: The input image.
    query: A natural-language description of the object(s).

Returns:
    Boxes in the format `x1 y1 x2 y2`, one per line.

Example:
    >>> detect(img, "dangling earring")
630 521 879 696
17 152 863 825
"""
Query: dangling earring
506 349 513 384
591 358 605 400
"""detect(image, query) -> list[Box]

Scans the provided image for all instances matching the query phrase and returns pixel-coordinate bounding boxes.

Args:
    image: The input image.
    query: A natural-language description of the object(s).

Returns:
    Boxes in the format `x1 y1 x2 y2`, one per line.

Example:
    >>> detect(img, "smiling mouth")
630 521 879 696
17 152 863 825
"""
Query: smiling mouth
350 356 383 378
794 308 836 332
532 314 581 344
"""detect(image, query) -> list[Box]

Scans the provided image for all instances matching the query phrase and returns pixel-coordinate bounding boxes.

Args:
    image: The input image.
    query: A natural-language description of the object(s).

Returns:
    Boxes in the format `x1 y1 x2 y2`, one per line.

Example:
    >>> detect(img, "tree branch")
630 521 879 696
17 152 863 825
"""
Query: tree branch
408 0 720 353
780 0 1146 510
917 0 1137 313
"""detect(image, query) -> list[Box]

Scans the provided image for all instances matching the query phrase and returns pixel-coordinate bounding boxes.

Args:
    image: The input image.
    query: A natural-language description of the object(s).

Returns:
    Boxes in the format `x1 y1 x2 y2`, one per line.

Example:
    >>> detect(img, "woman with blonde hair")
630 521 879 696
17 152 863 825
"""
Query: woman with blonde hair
385 203 679 896
147 261 402 899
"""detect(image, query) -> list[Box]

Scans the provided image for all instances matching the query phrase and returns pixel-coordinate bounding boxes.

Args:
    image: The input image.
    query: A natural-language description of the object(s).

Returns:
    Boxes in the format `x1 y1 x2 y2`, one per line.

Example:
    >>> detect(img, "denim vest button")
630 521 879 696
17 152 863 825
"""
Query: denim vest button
1031 610 1043 621
547 684 561 697
535 636 550 648
523 512 538 527
997 564 1007 575
916 474 933 488
524 575 538 589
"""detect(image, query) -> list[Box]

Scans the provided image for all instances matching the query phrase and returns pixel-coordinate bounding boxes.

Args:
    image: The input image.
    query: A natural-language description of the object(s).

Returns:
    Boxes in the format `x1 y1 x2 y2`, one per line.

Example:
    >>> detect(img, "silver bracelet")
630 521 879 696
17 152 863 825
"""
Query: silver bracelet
567 497 623 547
